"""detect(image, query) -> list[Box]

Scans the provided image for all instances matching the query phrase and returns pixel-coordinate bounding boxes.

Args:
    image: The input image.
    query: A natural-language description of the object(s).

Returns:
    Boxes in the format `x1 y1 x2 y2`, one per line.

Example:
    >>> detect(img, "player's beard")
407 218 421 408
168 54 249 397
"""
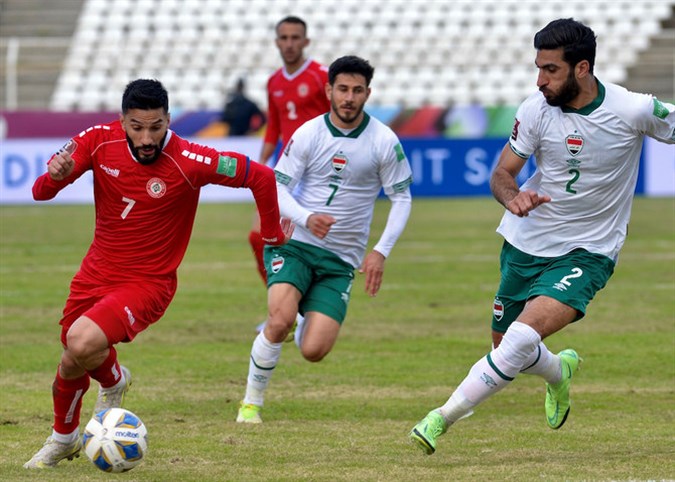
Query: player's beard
541 70 580 107
126 133 167 165
331 98 365 126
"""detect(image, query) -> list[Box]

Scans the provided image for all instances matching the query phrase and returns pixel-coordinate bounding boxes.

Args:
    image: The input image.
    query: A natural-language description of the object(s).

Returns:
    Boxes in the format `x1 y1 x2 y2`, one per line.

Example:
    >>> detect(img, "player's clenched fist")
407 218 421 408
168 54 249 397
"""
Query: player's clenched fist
306 213 336 239
48 151 75 181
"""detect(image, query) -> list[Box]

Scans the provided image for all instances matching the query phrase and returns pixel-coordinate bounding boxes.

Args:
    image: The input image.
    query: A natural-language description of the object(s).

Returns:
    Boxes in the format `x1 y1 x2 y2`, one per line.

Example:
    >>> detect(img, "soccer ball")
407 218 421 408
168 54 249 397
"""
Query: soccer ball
82 408 148 473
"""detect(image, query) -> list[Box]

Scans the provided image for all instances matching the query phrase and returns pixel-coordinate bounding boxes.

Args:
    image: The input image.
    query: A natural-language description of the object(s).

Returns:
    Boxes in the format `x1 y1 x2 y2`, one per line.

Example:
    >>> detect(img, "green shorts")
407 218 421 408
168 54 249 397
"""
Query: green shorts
264 240 355 324
492 241 615 333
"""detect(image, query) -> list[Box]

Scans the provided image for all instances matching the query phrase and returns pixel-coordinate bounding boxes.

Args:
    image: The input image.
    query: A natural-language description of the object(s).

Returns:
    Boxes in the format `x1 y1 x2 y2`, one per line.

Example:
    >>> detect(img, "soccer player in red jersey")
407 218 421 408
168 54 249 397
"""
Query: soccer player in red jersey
248 16 330 284
24 79 292 469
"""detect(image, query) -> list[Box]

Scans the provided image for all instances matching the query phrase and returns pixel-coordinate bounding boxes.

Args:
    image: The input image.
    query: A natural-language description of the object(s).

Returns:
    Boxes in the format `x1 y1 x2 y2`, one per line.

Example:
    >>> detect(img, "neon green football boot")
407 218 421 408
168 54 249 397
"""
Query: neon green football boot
236 401 263 424
545 349 582 429
409 410 447 455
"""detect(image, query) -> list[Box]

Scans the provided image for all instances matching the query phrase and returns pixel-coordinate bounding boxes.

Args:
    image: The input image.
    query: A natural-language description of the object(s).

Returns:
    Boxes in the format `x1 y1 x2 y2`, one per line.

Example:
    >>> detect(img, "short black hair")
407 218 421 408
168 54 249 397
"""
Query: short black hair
534 18 597 73
328 56 375 86
121 79 169 113
276 16 307 36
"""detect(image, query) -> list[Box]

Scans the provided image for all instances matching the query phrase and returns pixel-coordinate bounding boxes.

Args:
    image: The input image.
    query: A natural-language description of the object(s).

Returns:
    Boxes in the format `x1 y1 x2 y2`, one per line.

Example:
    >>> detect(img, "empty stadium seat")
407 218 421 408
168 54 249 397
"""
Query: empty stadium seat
50 0 675 111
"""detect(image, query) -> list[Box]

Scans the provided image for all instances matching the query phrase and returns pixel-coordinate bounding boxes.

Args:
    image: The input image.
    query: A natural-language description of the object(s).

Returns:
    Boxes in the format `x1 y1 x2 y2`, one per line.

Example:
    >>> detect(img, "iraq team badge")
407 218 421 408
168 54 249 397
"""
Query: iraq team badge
332 153 348 174
493 298 504 321
271 255 284 274
565 134 584 156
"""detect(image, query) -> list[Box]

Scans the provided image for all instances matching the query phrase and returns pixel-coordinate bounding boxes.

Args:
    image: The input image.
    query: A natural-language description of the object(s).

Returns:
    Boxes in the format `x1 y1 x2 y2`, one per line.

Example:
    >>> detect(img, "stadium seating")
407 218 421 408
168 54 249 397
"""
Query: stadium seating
50 0 674 111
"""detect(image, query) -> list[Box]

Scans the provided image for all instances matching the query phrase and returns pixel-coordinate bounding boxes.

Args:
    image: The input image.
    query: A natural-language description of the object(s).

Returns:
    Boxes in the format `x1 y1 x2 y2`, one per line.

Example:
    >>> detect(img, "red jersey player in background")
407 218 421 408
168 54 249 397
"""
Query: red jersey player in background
248 16 330 286
24 79 292 470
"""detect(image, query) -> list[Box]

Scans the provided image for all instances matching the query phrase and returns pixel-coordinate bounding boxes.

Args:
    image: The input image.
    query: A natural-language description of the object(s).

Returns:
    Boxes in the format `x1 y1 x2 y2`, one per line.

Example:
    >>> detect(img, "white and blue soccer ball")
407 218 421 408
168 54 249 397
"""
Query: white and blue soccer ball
83 408 148 473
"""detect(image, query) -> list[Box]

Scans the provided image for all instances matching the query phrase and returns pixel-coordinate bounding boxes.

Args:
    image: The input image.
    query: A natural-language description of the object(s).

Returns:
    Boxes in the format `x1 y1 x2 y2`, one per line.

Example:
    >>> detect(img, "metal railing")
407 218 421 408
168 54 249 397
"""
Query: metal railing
1 36 71 110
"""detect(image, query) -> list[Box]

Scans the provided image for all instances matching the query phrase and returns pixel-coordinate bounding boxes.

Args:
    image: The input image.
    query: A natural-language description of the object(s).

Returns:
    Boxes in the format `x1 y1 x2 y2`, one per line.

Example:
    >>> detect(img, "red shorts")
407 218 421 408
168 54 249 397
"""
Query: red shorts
59 270 177 346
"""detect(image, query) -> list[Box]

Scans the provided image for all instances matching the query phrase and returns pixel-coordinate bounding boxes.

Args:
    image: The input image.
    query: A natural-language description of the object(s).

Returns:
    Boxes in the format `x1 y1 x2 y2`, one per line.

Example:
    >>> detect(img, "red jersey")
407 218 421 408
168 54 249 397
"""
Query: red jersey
33 120 284 280
263 59 329 150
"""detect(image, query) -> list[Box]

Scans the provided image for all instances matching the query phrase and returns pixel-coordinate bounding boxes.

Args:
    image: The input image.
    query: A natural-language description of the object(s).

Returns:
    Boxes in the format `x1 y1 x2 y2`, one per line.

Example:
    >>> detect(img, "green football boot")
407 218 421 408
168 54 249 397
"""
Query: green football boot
236 401 263 424
545 349 582 429
409 410 447 455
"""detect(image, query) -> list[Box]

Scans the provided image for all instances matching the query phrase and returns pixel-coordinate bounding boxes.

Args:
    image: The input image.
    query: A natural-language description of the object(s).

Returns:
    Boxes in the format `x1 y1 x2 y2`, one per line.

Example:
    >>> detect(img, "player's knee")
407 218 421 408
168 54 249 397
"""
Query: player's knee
301 345 329 363
65 321 108 365
264 316 295 343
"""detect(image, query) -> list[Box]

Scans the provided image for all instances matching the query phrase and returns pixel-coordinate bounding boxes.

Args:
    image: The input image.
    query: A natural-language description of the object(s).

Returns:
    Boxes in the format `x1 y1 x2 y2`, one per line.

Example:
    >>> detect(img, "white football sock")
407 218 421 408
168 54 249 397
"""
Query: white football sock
51 427 80 444
244 332 283 406
519 342 562 383
439 321 541 422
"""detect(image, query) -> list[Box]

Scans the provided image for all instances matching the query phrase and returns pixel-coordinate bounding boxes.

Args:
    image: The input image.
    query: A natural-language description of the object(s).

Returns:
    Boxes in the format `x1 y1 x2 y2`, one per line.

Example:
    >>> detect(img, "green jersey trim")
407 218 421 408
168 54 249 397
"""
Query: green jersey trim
323 113 371 138
653 98 669 119
274 170 292 185
392 175 413 193
561 80 605 115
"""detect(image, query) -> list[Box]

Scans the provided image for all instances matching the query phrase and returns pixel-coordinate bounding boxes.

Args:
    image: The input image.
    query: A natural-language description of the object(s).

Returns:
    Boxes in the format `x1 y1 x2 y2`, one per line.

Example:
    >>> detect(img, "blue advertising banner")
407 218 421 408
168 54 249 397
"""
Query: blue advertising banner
0 136 654 205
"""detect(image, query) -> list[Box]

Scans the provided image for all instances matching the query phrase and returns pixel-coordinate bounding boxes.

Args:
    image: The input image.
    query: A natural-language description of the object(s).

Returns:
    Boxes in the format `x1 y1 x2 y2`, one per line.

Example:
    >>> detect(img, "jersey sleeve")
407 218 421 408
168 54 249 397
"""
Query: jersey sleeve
509 94 541 159
380 136 413 197
272 126 314 226
641 97 675 144
180 140 286 244
32 135 94 200
273 125 311 193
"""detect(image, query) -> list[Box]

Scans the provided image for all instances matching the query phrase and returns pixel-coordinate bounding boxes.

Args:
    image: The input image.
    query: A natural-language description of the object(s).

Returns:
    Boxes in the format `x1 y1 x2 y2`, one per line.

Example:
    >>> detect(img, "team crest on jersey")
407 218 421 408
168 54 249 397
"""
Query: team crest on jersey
271 255 284 274
565 135 584 156
146 178 167 198
297 83 309 97
332 153 348 174
493 298 504 321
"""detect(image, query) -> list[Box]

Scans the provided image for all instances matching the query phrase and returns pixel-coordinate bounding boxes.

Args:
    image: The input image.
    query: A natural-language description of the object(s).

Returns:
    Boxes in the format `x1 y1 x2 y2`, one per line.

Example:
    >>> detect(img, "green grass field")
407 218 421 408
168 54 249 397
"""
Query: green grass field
1 197 673 481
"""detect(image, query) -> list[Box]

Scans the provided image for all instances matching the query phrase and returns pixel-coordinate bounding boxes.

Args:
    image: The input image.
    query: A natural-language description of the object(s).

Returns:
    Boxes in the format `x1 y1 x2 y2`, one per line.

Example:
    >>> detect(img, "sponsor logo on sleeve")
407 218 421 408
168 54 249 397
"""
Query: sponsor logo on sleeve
510 119 520 141
60 139 78 155
394 143 405 162
274 170 292 185
392 175 413 193
653 98 670 119
217 155 238 177
283 139 294 157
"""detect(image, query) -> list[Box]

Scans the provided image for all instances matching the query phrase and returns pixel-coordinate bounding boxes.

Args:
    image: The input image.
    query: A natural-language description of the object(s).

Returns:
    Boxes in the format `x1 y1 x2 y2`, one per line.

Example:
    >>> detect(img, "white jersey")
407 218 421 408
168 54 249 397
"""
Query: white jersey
499 81 675 261
275 112 413 268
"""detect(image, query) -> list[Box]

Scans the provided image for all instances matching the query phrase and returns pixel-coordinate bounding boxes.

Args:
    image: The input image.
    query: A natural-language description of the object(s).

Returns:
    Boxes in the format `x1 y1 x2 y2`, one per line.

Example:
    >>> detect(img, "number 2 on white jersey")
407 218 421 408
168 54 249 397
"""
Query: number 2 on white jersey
121 197 136 219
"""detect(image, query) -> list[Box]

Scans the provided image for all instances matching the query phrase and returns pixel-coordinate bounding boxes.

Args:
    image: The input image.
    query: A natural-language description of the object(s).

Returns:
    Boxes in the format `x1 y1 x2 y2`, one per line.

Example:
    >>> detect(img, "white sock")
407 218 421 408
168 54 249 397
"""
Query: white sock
294 314 306 349
51 427 79 444
519 342 562 383
440 321 541 422
244 332 283 407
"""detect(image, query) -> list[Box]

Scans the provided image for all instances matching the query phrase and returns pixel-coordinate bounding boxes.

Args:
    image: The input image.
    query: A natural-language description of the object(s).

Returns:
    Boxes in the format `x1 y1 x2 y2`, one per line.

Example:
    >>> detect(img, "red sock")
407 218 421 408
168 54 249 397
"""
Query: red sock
248 229 268 284
52 368 90 435
87 346 122 388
